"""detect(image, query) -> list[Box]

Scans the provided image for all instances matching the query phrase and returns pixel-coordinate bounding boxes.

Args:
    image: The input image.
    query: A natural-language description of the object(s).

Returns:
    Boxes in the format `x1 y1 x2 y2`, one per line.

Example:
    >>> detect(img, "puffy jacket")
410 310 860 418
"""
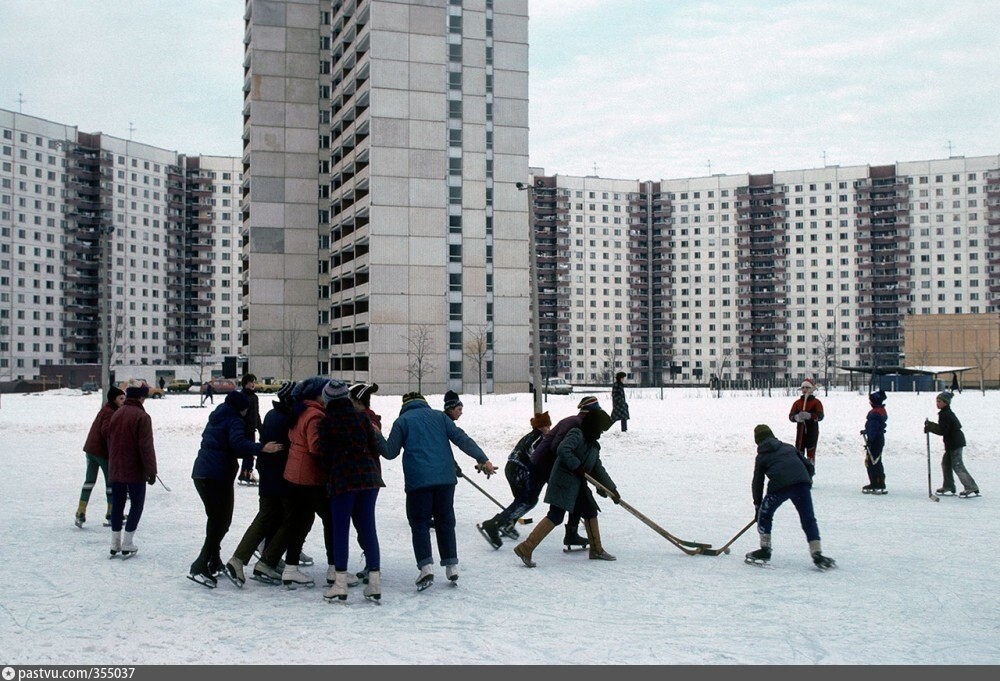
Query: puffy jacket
283 399 327 486
530 414 583 482
864 406 887 446
385 399 487 492
106 398 157 484
544 427 616 511
83 402 117 459
256 400 292 497
191 402 265 482
926 406 966 450
751 436 813 506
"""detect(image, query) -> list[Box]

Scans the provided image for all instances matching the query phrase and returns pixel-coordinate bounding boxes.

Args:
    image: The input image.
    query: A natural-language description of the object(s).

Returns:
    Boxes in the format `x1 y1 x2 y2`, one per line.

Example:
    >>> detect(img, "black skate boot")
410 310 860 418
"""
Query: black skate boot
744 547 771 566
477 517 503 549
562 524 589 552
812 551 836 570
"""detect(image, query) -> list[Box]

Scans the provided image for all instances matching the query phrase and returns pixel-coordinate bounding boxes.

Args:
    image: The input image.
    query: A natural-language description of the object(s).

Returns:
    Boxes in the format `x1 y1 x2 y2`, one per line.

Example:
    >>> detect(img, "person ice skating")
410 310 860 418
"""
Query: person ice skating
477 411 552 549
514 408 618 567
106 382 158 559
188 391 284 588
789 377 824 469
317 380 388 603
228 381 296 587
443 390 463 421
861 390 888 494
925 392 980 498
384 392 496 591
237 374 262 486
611 372 630 432
201 381 214 406
745 424 835 570
76 386 125 528
527 396 603 550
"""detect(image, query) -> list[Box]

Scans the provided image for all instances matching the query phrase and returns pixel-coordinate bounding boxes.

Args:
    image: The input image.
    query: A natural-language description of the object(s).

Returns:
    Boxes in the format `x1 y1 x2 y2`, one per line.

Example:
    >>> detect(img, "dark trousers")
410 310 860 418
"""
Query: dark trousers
545 483 599 525
406 484 457 569
757 482 820 542
263 483 331 567
110 481 146 532
865 438 886 487
329 488 380 572
232 495 286 565
80 454 111 505
192 478 234 572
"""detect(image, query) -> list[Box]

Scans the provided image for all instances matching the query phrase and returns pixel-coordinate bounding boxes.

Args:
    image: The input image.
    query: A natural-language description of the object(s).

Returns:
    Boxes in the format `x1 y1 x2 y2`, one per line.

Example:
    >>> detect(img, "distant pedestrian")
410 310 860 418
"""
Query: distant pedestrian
745 424 835 570
158 376 165 392
950 373 961 394
106 382 158 559
75 387 125 528
788 377 824 469
861 390 888 494
201 381 214 406
925 392 980 498
611 372 630 432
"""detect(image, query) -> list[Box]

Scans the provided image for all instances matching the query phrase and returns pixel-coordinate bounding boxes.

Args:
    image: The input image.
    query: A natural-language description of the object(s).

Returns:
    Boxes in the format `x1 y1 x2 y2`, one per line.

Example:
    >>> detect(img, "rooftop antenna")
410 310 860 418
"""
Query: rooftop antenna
17 92 26 113
946 140 954 157
707 160 712 175
822 150 827 166
592 162 599 177
128 121 136 140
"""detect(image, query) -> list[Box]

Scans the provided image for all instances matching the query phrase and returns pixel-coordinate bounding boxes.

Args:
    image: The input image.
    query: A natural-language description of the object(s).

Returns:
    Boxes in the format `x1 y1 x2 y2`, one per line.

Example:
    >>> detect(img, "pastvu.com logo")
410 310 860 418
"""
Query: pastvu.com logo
2 666 15 680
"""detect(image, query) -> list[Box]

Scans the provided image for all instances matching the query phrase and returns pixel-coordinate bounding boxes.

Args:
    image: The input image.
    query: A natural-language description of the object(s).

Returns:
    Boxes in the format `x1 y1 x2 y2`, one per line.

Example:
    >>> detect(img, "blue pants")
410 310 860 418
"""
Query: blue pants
405 484 457 569
110 481 146 533
756 482 820 543
329 488 380 572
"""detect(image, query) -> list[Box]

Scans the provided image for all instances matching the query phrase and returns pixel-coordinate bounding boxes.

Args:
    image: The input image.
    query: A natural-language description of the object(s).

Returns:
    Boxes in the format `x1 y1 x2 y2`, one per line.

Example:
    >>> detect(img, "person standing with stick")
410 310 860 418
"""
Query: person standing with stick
861 390 888 494
925 391 980 498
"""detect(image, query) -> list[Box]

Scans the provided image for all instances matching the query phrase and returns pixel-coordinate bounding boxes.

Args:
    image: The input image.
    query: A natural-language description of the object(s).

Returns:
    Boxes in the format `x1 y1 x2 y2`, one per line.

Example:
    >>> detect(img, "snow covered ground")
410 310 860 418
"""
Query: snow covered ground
1 385 998 665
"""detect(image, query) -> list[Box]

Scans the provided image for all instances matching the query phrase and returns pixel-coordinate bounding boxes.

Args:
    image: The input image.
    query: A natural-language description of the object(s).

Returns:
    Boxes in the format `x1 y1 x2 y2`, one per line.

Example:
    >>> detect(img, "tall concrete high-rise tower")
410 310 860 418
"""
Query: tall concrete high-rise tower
241 0 531 394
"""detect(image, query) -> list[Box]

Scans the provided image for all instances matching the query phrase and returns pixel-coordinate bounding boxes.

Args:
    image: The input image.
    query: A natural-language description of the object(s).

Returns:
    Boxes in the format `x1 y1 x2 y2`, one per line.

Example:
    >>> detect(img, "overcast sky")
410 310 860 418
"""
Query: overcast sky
2 1 998 180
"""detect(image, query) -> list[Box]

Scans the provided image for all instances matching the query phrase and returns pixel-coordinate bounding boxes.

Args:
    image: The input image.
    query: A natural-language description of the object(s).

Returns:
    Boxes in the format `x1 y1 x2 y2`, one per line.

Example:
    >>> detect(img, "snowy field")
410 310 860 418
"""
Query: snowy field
0 385 997 665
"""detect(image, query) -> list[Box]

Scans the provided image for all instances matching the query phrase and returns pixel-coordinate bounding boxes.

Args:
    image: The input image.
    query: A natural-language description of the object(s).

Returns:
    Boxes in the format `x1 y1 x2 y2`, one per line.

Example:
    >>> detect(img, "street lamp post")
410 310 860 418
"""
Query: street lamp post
516 181 543 414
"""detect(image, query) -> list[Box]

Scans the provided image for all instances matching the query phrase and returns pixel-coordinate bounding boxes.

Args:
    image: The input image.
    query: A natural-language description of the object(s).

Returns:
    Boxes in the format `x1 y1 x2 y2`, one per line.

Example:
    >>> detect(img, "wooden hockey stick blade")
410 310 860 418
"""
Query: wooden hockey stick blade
699 519 757 556
585 474 706 555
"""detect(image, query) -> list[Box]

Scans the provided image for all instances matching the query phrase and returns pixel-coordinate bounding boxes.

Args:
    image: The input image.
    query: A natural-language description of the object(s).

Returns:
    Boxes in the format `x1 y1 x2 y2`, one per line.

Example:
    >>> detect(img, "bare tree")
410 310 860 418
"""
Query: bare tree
711 344 736 398
464 326 490 405
814 332 836 396
403 325 436 394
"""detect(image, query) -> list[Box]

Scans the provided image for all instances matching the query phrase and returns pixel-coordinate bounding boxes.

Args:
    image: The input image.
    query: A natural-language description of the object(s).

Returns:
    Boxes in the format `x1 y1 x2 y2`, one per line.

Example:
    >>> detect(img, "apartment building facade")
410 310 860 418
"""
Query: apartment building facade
241 0 531 394
530 155 1000 387
0 109 243 382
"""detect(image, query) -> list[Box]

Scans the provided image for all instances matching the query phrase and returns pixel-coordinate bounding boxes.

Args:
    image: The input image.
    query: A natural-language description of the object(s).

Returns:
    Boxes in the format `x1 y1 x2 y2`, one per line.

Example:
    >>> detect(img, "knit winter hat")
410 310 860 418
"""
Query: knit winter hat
124 382 149 399
801 378 816 391
225 390 250 412
936 391 953 405
107 386 125 404
402 392 426 405
577 395 601 412
754 424 775 445
349 382 378 406
275 381 296 402
869 390 887 407
443 390 462 410
322 379 350 404
530 411 552 429
292 376 328 402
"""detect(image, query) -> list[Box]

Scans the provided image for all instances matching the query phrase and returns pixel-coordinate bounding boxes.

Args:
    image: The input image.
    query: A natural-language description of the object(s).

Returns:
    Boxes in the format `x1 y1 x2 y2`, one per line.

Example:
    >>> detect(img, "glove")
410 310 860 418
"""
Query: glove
454 463 463 477
923 423 930 434
147 474 156 486
610 489 621 504
797 412 811 422
574 465 586 480
596 487 608 498
859 430 865 435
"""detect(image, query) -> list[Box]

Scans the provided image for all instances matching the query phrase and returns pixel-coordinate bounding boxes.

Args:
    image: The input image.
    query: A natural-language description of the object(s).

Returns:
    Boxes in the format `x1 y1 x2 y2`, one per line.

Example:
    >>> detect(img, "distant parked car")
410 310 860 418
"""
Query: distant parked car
200 378 238 395
255 379 289 394
167 379 194 393
543 378 574 395
80 381 100 393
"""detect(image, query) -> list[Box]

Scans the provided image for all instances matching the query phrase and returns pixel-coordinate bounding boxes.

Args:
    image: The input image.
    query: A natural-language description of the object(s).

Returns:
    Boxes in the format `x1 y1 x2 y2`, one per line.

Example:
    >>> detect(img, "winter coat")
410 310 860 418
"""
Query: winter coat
925 406 966 451
611 381 630 422
385 399 488 492
83 401 118 459
318 399 386 497
191 402 265 482
544 427 616 511
864 406 887 448
751 436 813 506
789 394 824 451
241 388 262 442
257 400 292 497
508 428 544 467
530 414 583 482
283 399 327 486
106 398 157 484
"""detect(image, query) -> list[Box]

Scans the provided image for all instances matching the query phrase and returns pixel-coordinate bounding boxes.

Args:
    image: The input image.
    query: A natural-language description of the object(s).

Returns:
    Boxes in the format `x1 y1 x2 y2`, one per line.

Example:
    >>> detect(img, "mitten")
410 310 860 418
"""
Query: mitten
454 463 463 477
596 487 608 498
147 474 156 486
574 465 586 480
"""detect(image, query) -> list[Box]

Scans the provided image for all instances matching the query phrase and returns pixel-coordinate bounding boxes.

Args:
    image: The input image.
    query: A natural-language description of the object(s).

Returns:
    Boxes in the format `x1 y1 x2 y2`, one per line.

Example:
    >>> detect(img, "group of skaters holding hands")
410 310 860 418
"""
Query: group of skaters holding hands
75 372 981 598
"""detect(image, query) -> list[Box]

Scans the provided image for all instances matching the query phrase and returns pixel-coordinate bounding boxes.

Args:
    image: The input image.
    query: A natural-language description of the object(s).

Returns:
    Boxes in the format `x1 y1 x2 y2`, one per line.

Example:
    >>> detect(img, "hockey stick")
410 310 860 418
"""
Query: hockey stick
925 429 939 502
456 465 533 525
699 518 757 556
584 474 708 555
156 474 171 492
